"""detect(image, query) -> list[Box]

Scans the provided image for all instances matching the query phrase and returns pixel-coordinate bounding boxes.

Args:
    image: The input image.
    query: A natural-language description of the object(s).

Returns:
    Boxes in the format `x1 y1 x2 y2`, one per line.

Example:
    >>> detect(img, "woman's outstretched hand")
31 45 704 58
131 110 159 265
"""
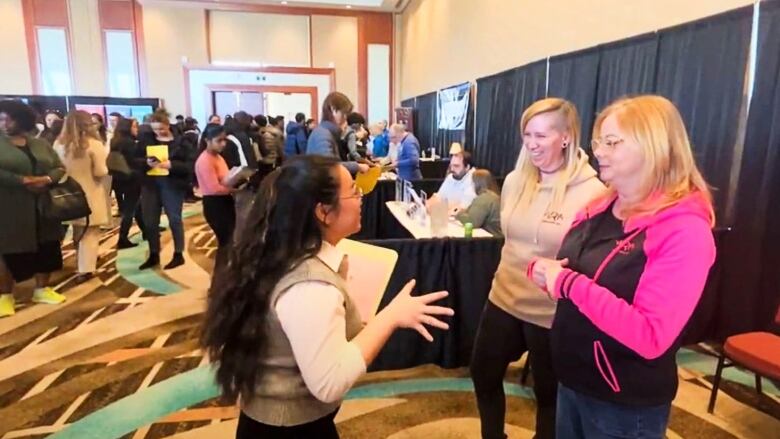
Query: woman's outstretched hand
384 280 454 342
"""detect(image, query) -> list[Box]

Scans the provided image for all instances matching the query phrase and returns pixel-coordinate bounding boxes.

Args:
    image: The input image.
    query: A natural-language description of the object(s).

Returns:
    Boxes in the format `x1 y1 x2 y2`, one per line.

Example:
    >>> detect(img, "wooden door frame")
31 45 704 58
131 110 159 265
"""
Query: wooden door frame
205 84 319 122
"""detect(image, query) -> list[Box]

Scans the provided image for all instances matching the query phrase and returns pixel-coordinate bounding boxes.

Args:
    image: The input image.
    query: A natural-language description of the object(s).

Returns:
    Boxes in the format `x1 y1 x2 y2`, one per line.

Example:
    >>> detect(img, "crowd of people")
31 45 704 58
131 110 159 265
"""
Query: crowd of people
0 91 716 439
201 94 715 439
0 91 434 316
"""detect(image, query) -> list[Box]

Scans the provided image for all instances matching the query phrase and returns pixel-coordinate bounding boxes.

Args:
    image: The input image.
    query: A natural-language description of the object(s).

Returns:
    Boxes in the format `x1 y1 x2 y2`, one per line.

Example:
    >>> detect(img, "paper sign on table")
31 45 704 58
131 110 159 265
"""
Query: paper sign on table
336 239 398 323
146 145 169 176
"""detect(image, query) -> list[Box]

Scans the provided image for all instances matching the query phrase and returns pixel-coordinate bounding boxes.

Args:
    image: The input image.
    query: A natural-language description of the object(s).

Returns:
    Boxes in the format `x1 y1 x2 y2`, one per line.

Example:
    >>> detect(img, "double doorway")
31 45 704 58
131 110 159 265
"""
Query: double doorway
209 85 318 124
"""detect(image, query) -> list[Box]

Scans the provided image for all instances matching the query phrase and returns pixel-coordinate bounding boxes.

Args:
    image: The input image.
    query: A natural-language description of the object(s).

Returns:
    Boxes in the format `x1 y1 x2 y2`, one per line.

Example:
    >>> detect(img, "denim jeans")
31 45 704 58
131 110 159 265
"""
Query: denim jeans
556 384 670 439
141 178 185 254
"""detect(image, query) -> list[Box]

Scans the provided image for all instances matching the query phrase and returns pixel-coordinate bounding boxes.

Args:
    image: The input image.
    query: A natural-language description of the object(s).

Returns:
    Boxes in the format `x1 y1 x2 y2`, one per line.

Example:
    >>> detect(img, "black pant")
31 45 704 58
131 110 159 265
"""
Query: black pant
115 182 145 241
203 195 236 248
236 410 339 439
470 301 558 439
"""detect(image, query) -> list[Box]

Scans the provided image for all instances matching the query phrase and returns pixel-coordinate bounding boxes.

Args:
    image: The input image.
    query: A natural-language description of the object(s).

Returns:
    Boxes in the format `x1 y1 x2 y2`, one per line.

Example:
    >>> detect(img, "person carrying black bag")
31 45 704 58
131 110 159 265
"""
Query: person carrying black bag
109 118 147 249
0 100 68 317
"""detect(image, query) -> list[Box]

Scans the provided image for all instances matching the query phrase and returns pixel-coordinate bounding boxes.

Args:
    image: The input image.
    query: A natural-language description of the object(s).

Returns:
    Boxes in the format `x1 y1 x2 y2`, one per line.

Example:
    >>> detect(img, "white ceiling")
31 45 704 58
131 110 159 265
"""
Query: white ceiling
283 0 386 7
164 0 403 12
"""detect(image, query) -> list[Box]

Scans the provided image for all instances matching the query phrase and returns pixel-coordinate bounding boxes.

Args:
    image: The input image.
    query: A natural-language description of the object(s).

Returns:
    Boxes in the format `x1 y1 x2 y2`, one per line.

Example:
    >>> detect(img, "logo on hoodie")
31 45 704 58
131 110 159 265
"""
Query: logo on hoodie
542 211 564 225
617 239 636 255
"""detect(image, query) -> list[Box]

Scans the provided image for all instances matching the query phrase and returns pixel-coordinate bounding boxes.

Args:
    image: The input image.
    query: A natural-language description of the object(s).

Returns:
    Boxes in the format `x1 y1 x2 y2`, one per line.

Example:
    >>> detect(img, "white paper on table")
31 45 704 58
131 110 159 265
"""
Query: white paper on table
336 239 398 323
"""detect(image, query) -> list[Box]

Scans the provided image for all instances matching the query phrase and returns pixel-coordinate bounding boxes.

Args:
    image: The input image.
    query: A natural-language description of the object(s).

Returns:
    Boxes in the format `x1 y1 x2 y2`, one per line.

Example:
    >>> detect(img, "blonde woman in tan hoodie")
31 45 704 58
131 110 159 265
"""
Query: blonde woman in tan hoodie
470 98 605 439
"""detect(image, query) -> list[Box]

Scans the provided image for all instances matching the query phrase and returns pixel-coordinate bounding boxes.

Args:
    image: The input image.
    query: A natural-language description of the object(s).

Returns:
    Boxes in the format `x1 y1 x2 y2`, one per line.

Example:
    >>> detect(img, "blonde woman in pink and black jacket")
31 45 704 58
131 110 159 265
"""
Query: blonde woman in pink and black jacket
530 95 716 438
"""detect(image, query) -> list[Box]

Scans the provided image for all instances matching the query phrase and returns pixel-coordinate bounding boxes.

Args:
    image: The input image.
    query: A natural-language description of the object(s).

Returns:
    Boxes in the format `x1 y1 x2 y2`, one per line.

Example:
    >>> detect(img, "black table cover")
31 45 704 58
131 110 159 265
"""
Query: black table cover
364 237 504 371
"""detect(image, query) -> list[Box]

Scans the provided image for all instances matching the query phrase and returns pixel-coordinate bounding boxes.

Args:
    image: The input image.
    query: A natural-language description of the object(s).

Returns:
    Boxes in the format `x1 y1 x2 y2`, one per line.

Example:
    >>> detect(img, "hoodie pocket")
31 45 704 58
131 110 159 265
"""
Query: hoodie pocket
594 341 621 393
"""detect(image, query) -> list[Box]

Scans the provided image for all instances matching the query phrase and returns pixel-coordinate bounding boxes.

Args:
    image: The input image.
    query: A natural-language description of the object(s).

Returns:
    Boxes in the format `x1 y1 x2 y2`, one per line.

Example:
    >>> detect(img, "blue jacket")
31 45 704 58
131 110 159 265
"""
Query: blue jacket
284 121 307 157
372 132 390 158
397 133 422 180
305 120 359 174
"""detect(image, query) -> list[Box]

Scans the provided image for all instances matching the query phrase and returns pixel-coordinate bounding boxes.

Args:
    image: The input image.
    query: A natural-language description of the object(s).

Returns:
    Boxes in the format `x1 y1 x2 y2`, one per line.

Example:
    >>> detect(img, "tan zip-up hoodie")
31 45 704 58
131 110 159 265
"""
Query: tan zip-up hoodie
488 150 605 328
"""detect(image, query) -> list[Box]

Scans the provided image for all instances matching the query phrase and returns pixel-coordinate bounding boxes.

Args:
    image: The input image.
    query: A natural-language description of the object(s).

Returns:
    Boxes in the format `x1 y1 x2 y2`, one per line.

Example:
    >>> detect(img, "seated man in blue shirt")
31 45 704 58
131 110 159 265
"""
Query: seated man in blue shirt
388 123 422 180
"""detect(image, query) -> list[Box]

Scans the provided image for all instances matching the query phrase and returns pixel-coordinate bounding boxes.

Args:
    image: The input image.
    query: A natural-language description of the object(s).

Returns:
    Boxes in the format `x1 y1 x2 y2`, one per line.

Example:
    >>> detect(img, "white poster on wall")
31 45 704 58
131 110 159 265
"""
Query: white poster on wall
437 82 470 130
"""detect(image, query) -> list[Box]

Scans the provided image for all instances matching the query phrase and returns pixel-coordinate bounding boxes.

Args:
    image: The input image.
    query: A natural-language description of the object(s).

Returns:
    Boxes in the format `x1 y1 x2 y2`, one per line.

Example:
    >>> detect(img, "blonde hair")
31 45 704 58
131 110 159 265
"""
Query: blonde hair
592 95 714 223
514 98 582 212
58 110 100 158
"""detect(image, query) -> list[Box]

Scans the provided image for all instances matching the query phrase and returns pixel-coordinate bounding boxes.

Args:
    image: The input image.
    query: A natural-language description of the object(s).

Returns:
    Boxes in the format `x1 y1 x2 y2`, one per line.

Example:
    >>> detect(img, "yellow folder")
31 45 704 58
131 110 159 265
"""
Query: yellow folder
355 165 381 195
146 145 169 176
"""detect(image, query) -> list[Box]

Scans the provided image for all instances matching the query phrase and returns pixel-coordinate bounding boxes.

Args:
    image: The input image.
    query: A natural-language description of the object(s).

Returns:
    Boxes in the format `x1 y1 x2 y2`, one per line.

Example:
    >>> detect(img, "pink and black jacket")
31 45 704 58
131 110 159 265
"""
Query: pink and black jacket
548 192 716 406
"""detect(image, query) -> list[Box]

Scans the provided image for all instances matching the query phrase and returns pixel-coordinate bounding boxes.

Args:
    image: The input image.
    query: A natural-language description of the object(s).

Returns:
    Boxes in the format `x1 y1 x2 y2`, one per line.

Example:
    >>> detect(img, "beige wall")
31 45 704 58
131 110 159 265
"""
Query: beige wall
0 0 364 118
0 0 33 94
210 11 310 67
142 3 209 115
69 0 107 96
311 15 359 104
398 0 755 99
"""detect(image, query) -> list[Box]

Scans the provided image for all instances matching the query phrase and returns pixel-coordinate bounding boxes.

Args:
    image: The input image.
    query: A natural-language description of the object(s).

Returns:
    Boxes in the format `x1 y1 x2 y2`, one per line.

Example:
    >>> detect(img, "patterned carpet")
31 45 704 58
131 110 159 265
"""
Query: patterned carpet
0 205 778 439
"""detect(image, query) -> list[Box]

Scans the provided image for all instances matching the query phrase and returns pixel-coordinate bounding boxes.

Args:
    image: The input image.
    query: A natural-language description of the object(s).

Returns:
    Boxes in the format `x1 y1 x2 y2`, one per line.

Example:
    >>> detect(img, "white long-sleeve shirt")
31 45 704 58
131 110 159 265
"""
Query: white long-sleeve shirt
275 242 367 403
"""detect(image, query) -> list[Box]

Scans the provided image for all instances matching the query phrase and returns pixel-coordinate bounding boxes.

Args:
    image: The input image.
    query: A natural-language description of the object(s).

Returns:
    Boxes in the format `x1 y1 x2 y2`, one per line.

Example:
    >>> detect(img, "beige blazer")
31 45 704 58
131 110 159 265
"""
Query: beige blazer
55 138 111 226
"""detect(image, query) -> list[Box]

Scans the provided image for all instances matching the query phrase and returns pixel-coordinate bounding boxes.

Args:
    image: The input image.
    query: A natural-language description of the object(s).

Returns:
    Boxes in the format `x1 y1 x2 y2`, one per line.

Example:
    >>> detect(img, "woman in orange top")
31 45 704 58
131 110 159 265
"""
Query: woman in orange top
195 125 235 254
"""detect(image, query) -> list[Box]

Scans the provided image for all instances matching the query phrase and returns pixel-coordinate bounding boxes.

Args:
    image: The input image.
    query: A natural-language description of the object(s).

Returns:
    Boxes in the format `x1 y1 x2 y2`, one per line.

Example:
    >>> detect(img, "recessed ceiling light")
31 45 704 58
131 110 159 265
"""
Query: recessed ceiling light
346 5 352 8
281 1 287 4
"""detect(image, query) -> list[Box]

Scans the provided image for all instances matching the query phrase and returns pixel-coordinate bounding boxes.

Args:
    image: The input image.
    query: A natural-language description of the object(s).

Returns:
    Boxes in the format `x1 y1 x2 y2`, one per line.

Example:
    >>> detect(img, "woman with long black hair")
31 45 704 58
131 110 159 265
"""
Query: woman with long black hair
202 155 453 438
90 113 108 144
194 124 235 253
111 118 146 249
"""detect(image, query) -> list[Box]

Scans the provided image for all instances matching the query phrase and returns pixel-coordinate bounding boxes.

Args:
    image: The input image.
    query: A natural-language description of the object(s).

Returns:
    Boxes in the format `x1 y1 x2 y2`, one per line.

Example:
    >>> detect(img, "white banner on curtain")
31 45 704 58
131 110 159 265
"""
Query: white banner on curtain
437 82 470 130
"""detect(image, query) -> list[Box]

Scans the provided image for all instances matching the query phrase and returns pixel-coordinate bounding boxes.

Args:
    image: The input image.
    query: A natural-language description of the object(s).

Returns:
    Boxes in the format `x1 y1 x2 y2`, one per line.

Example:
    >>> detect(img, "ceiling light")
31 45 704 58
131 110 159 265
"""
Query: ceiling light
281 1 287 4
346 5 352 8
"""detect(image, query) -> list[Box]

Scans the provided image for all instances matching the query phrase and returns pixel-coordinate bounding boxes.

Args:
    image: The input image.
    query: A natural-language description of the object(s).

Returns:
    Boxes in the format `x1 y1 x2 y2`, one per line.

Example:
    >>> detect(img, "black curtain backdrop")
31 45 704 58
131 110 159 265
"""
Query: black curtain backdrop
433 124 465 158
718 0 780 339
654 7 753 220
474 60 547 176
548 47 601 158
464 85 475 152
595 33 659 112
413 92 437 152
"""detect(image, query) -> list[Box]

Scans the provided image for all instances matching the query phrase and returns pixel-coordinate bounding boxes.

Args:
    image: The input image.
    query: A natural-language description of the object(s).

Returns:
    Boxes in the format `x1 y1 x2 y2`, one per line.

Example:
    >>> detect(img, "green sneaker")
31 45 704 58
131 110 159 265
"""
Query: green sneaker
32 287 67 305
0 294 15 317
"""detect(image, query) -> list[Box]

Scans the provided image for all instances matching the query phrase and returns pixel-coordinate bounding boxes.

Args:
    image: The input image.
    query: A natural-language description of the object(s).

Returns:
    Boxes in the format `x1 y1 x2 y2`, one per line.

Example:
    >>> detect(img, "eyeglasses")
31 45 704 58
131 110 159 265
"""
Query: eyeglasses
591 135 625 152
340 187 363 199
